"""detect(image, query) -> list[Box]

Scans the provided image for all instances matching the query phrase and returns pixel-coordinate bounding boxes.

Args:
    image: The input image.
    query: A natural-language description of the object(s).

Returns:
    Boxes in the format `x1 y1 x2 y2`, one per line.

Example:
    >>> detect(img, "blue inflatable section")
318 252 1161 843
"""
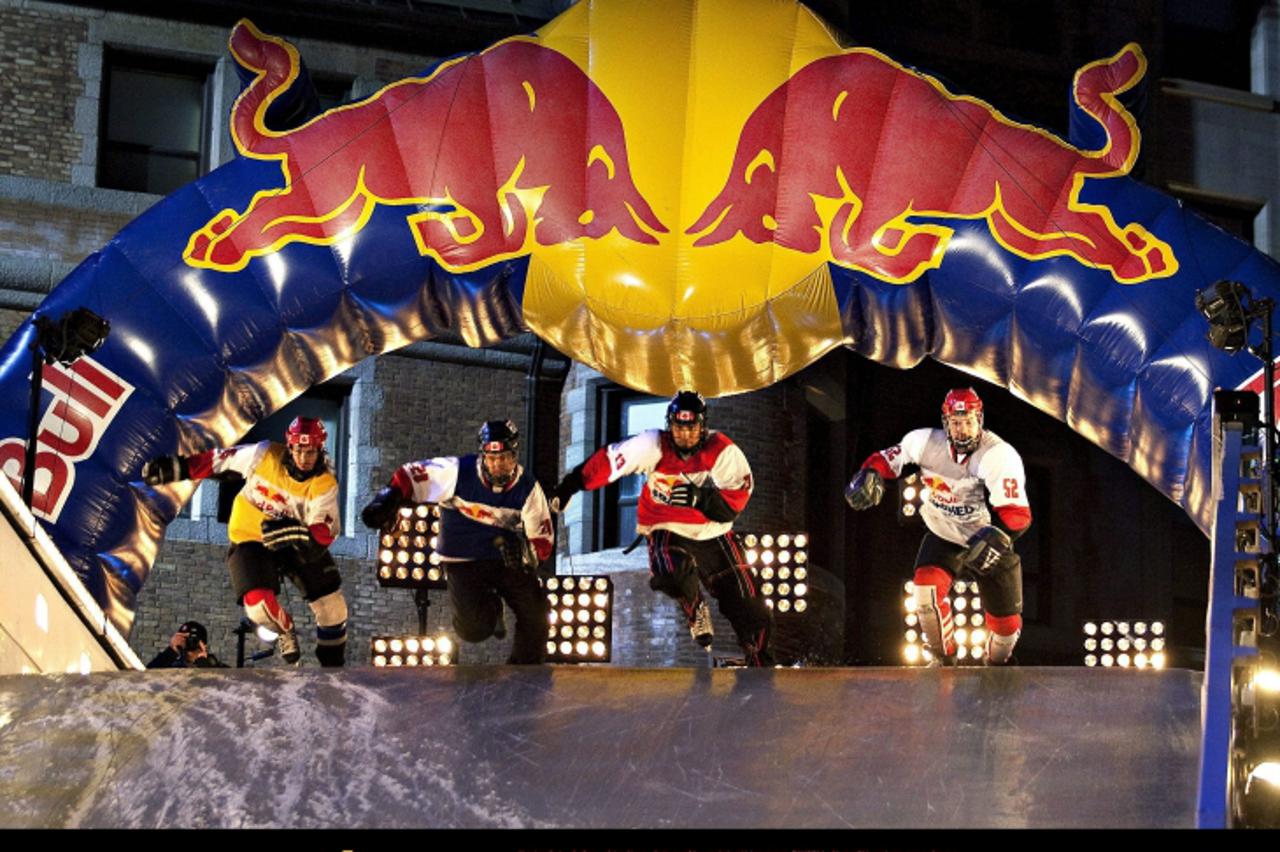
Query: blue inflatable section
0 21 1277 632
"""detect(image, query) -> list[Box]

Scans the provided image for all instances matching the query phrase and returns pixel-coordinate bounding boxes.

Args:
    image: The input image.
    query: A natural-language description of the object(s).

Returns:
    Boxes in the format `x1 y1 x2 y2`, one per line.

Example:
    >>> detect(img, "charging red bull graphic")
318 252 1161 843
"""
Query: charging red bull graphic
185 21 666 273
688 43 1176 284
0 0 1276 631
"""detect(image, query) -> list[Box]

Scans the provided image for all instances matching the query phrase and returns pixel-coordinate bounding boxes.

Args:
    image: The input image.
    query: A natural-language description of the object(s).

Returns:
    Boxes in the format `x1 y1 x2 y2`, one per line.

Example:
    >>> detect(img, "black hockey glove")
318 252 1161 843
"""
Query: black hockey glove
361 486 403 531
961 525 1012 576
550 465 584 514
142 455 188 486
844 468 884 511
261 517 312 552
669 479 739 522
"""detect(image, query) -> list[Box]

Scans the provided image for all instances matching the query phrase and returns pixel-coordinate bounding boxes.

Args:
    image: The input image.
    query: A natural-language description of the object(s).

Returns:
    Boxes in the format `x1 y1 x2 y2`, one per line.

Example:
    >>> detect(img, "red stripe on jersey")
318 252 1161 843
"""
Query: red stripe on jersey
581 447 615 490
309 523 334 546
390 467 415 499
719 486 750 513
994 504 1032 531
187 450 215 479
863 453 894 479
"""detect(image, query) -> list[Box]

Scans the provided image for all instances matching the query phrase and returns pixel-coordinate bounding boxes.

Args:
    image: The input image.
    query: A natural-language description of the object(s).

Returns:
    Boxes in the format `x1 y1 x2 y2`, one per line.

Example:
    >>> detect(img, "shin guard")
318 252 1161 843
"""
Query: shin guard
913 566 956 657
243 588 293 635
309 590 348 668
984 612 1022 664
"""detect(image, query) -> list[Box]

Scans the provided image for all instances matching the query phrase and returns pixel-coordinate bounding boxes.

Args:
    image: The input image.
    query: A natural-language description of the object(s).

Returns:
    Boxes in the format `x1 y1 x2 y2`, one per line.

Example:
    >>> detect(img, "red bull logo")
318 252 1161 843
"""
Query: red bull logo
687 43 1177 285
456 502 499 524
252 482 289 508
0 357 134 521
184 21 666 274
922 475 952 495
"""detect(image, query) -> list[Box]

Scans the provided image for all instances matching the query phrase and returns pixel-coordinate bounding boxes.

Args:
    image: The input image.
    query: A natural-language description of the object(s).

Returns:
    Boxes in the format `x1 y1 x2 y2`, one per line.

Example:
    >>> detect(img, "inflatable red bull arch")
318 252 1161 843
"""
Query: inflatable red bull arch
0 0 1277 629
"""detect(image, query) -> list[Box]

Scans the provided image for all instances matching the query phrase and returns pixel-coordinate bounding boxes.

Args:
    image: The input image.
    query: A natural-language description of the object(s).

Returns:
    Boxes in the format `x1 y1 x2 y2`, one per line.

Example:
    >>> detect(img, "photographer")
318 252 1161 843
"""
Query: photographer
147 621 228 669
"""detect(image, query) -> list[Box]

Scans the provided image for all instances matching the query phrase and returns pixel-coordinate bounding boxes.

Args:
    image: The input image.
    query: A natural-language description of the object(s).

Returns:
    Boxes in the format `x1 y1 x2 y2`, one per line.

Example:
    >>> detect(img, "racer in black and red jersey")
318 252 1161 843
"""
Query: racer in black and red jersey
552 391 773 666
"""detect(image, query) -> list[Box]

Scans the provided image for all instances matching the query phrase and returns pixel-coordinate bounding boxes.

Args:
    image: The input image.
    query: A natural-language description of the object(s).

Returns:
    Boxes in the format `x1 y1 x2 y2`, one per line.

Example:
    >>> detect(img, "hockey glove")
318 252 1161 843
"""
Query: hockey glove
844 468 884 511
550 466 584 514
361 486 403 531
961 525 1012 576
261 517 312 552
667 480 699 508
142 455 188 486
669 479 740 522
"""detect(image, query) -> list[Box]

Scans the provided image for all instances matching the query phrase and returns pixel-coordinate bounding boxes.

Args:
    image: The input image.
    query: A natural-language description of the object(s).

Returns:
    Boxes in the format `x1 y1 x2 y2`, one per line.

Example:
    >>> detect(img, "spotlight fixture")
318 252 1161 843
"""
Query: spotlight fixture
371 634 456 667
34 307 110 366
23 307 111 508
740 532 809 614
1195 280 1252 353
1082 620 1166 668
375 503 448 589
902 579 986 665
544 575 613 663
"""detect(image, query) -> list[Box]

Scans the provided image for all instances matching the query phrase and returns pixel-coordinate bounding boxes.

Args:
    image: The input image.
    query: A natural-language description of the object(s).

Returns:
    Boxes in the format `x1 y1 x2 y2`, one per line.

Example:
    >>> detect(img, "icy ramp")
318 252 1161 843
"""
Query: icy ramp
0 665 1200 828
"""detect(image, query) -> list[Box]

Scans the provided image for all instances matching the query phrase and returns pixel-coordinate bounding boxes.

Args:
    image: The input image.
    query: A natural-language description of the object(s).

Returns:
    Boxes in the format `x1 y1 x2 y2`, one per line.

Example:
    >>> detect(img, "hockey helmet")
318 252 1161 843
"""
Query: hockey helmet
285 416 327 448
666 390 707 429
478 419 520 455
941 388 983 454
667 390 708 456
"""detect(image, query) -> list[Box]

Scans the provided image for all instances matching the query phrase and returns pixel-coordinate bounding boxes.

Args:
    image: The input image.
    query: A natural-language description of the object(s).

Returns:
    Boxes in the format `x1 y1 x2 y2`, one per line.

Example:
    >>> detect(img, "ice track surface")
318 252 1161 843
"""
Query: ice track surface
0 664 1200 828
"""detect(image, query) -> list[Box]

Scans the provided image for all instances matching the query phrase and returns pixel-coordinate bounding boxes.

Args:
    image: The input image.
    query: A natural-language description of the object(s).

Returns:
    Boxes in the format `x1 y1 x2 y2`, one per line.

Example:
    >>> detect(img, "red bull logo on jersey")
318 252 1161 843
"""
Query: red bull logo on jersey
922 475 953 496
456 501 501 524
184 21 665 274
251 482 290 509
687 43 1176 285
0 357 134 521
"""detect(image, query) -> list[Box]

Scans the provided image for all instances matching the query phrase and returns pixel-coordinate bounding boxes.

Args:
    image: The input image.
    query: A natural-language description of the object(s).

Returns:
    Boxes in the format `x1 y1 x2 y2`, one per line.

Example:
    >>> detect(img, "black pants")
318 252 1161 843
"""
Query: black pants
446 558 549 664
227 541 342 603
913 531 1023 617
647 529 774 666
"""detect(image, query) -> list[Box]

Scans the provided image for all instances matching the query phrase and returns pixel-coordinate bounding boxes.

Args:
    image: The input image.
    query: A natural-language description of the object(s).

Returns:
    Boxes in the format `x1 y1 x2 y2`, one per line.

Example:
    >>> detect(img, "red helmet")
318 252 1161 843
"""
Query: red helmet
285 416 327 448
941 388 983 453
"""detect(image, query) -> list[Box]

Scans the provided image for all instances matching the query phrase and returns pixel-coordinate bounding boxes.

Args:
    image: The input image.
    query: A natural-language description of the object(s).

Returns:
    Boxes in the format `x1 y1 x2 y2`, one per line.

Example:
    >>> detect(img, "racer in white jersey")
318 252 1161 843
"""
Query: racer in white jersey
551 391 773 665
845 388 1032 665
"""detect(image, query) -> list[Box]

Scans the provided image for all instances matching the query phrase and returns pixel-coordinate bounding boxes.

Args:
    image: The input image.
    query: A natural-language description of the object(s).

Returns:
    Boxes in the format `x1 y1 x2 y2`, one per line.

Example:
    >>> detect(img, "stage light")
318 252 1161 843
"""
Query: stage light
898 472 925 525
544 575 612 663
375 503 447 589
1083 619 1166 668
741 530 810 613
1196 280 1252 353
1255 669 1280 692
371 633 456 667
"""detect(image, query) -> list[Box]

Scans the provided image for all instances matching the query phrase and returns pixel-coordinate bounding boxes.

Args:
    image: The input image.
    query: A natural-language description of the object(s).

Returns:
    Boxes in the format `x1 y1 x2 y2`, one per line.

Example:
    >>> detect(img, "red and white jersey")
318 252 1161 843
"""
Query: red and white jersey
581 429 752 540
187 441 340 546
865 428 1030 546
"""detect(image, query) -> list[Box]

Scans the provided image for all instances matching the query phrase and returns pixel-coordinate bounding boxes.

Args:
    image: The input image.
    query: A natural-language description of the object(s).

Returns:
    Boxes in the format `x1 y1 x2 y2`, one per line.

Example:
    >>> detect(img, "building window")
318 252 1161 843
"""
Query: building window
313 75 354 113
216 382 353 524
99 50 212 195
589 384 666 549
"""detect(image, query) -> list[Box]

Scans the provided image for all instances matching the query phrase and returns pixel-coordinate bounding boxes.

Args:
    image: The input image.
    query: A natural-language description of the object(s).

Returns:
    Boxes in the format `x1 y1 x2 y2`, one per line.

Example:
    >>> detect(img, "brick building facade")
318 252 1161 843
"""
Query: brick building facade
6 0 1278 670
